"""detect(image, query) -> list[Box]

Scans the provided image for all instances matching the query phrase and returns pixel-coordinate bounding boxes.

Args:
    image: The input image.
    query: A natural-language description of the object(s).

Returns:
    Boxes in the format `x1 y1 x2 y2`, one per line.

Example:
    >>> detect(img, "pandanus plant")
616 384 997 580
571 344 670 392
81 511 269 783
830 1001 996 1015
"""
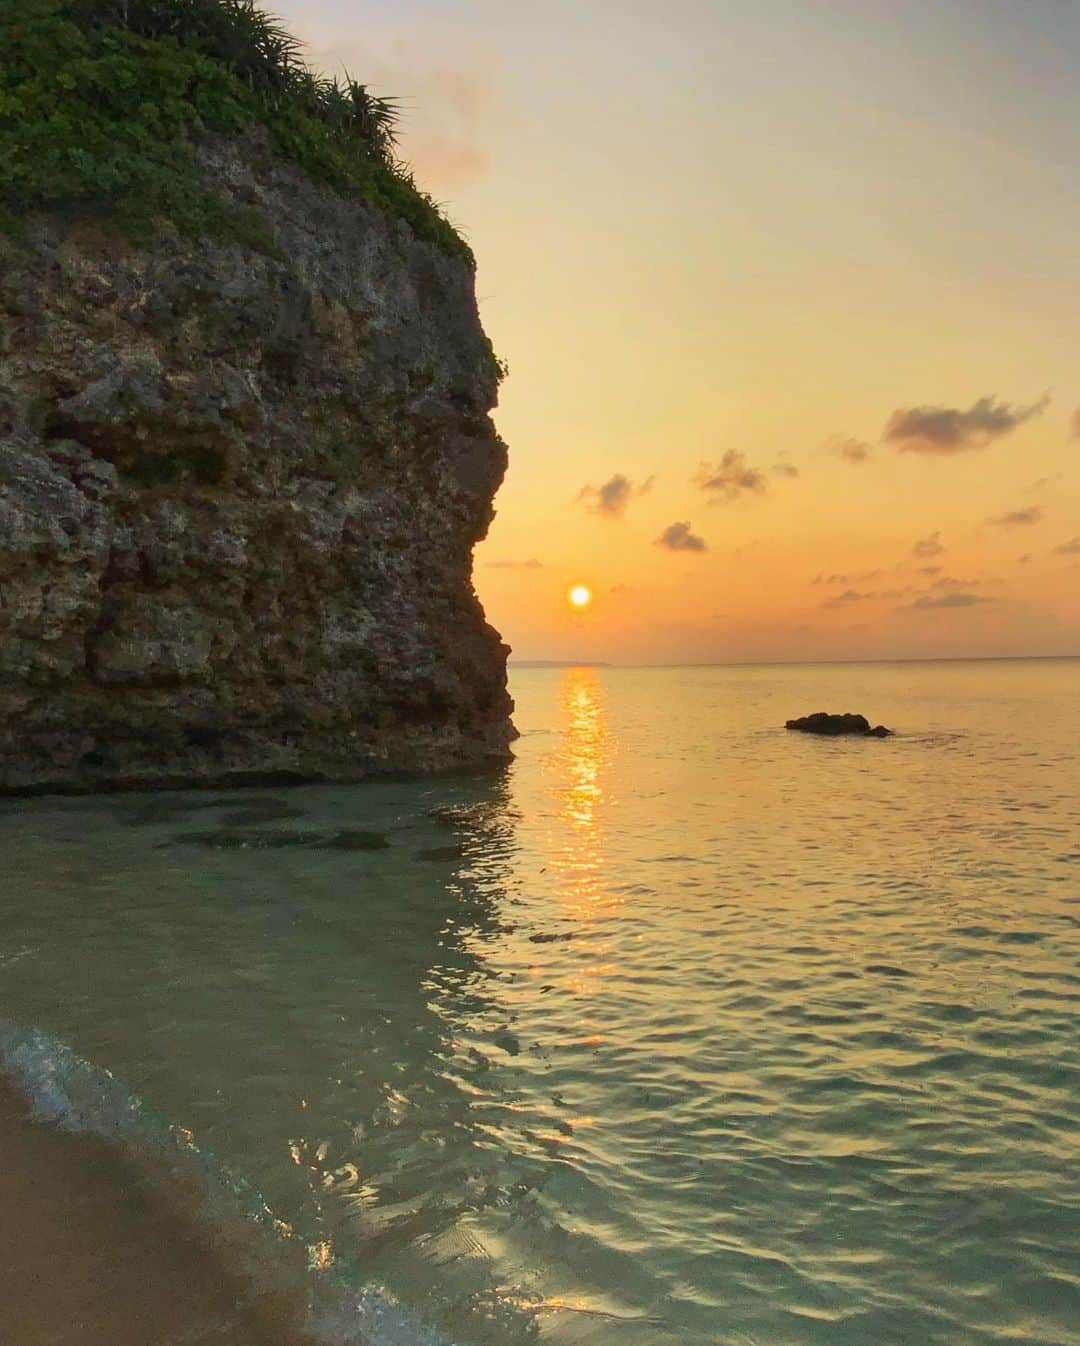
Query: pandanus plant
61 0 398 163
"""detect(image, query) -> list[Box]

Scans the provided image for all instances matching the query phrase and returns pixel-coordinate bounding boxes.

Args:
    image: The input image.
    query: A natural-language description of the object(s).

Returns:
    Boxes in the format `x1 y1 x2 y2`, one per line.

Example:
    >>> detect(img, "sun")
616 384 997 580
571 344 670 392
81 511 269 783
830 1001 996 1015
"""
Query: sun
568 584 592 610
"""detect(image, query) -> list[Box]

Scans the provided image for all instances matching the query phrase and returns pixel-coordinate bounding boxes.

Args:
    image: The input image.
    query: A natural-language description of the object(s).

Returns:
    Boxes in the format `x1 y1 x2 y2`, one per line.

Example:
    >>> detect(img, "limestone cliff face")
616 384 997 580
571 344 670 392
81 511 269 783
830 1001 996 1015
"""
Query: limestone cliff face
0 139 514 793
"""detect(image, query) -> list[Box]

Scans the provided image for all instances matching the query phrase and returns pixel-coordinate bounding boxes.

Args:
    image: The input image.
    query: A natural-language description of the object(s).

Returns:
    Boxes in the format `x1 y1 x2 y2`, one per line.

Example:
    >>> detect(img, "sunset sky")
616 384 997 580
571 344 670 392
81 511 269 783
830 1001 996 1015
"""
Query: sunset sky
281 0 1080 663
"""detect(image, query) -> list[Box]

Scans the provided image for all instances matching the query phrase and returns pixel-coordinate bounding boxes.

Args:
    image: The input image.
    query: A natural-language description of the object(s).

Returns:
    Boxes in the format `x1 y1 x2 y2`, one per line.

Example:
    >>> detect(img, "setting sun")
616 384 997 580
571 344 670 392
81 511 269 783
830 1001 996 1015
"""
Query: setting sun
568 584 592 610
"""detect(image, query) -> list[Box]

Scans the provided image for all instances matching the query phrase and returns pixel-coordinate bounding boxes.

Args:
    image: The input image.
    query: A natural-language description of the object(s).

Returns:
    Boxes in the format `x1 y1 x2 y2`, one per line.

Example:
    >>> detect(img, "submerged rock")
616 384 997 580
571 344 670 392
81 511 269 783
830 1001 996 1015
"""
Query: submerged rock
415 844 465 863
315 830 390 851
170 829 326 849
786 712 892 737
0 141 514 794
219 801 307 826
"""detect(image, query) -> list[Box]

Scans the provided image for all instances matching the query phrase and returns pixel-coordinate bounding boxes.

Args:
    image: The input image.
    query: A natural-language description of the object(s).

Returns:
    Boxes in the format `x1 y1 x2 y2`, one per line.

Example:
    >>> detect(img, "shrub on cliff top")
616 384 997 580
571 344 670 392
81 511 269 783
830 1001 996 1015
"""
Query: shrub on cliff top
0 0 469 258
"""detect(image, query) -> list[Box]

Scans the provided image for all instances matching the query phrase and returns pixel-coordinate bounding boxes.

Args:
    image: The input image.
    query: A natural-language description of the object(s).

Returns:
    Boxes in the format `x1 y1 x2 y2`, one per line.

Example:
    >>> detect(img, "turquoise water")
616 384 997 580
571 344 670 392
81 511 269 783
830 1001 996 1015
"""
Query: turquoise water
1 660 1078 1345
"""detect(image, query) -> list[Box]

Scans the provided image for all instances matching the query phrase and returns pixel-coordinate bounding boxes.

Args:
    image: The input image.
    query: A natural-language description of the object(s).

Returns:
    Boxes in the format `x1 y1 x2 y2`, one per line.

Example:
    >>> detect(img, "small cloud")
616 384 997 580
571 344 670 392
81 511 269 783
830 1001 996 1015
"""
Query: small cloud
812 569 882 586
577 473 653 518
915 564 943 576
1017 553 1032 564
484 557 543 569
832 436 872 465
911 530 946 558
1053 536 1080 556
1026 473 1063 492
407 139 489 192
695 451 768 502
310 42 497 195
910 592 992 610
609 583 634 594
884 394 1049 454
988 505 1046 528
822 589 871 609
655 520 706 552
931 575 981 591
771 459 800 478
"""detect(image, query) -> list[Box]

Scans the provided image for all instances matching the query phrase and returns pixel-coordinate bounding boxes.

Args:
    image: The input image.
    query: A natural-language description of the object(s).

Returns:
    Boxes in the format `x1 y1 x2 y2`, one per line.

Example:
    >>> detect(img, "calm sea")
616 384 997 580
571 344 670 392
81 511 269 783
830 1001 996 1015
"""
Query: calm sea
1 660 1078 1346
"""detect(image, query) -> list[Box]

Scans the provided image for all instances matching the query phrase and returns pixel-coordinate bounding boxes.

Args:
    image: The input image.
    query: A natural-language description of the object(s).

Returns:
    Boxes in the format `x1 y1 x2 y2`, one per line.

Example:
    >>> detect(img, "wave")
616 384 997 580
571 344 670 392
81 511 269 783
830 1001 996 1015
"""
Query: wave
0 1020 457 1346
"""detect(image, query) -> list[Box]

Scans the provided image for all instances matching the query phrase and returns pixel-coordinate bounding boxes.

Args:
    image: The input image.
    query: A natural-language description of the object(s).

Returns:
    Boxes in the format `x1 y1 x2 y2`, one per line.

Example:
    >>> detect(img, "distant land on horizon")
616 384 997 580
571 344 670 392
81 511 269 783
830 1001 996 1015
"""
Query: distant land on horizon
511 659 614 668
510 653 1079 670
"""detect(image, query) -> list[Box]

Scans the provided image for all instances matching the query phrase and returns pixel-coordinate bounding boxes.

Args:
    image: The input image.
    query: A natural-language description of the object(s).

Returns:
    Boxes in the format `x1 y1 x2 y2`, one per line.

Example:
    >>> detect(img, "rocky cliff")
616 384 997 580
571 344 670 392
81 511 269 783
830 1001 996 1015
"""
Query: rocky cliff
0 138 514 793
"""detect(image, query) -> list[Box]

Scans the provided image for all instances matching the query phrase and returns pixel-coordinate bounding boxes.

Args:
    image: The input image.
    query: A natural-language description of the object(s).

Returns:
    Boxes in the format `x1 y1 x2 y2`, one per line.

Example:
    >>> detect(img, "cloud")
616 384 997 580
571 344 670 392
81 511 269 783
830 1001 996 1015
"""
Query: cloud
930 575 982 591
884 394 1049 454
1026 474 1062 492
577 473 654 517
771 459 800 478
988 505 1046 528
821 585 913 609
1017 553 1032 564
916 564 943 576
909 592 992 610
484 557 543 569
306 39 496 195
1053 536 1080 556
832 436 872 465
695 451 768 502
655 521 706 552
812 569 882 586
408 139 490 192
822 589 871 609
911 530 946 558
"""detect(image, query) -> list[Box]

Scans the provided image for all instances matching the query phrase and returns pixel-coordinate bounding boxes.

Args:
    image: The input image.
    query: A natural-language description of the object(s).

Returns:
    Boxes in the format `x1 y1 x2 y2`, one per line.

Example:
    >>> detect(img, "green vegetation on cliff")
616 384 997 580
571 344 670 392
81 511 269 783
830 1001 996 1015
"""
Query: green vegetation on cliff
0 0 469 257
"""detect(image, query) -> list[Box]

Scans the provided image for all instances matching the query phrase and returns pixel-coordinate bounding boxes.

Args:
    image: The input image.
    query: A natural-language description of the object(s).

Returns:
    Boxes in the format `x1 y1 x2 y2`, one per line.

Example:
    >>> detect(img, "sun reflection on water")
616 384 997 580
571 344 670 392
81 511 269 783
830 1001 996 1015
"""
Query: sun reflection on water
547 667 618 930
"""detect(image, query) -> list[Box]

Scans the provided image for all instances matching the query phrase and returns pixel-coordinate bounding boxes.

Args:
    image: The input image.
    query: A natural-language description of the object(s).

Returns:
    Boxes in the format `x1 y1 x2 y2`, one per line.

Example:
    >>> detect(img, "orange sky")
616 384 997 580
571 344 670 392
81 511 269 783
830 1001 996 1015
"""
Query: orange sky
285 0 1080 662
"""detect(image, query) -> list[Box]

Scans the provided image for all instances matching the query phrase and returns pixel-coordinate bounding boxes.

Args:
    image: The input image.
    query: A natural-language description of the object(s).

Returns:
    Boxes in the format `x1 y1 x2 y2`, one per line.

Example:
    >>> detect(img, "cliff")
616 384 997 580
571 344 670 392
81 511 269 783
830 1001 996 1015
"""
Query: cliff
0 136 515 792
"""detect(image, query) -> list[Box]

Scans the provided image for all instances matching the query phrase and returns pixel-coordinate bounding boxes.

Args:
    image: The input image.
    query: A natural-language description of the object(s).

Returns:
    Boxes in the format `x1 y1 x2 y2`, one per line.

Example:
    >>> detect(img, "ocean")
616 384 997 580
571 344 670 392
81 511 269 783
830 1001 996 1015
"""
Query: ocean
1 660 1078 1346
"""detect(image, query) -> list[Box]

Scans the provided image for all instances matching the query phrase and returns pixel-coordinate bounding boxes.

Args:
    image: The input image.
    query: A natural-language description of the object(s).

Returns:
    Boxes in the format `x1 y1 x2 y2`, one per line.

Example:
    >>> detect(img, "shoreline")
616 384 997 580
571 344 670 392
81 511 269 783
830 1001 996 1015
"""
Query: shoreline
0 1076 310 1346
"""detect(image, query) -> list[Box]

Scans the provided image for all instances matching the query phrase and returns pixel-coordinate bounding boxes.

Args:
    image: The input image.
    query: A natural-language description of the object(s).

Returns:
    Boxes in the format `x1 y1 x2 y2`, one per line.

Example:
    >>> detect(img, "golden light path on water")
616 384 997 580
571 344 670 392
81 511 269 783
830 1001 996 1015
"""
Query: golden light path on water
544 668 621 1017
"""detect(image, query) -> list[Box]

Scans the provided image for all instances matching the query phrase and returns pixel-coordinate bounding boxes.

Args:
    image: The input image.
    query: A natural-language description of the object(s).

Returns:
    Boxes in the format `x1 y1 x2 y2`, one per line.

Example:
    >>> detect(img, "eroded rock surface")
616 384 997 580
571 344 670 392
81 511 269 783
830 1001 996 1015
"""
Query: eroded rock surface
0 139 514 793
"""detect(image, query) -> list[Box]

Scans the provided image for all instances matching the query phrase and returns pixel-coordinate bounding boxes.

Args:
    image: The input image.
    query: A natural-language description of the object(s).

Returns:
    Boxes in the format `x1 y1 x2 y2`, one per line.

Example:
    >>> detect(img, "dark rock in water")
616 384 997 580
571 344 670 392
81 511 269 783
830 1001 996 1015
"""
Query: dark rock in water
315 830 390 851
170 825 389 849
786 712 892 737
124 796 244 827
219 800 307 826
170 829 325 849
493 1029 521 1057
415 844 465 862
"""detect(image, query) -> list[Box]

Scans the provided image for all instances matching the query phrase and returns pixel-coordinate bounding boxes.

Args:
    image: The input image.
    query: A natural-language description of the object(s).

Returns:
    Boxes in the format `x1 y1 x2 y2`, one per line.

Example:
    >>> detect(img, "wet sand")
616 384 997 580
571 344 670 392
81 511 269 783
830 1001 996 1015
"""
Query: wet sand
0 1078 310 1346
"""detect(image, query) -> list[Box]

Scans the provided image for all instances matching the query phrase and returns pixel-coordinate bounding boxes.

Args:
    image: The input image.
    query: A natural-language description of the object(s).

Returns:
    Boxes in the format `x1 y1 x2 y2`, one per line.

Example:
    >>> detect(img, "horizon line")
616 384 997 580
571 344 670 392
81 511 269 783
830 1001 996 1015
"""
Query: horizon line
509 652 1080 670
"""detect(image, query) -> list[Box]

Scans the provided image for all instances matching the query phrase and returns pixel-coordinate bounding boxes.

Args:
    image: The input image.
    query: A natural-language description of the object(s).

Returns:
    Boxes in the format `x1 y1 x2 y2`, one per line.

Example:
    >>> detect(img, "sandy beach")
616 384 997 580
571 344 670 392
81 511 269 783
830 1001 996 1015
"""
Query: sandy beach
0 1077 308 1346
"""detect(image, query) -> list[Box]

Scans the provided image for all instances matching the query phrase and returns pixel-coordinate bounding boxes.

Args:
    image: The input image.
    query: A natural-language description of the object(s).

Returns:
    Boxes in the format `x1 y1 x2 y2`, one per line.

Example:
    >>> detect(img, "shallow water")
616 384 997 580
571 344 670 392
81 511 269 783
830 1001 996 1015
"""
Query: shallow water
1 660 1078 1346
